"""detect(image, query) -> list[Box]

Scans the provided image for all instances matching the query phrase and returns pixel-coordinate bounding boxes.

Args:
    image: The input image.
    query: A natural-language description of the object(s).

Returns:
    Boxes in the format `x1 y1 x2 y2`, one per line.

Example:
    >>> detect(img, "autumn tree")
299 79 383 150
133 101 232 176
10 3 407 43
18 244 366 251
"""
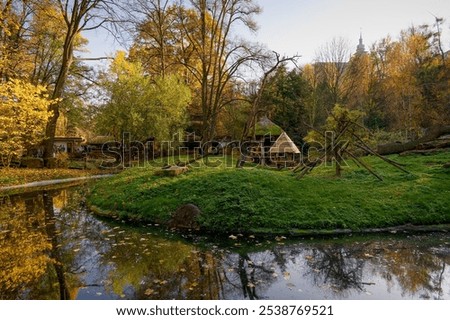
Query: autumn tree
28 1 87 86
302 63 326 128
367 24 450 138
175 0 262 142
314 37 352 111
0 0 32 81
128 0 181 78
41 0 116 167
0 79 54 166
127 0 266 143
342 51 371 112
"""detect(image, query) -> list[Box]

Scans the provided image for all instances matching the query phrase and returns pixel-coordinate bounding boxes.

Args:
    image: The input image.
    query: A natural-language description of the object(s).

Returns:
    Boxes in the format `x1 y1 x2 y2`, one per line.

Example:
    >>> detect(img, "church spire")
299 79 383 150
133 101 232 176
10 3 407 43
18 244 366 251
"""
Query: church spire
356 30 366 55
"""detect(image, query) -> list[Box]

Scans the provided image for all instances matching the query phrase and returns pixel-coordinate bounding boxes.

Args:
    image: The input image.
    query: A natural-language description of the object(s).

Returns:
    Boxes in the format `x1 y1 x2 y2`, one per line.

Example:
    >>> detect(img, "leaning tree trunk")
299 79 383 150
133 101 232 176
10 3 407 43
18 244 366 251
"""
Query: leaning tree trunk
42 22 76 168
377 125 450 155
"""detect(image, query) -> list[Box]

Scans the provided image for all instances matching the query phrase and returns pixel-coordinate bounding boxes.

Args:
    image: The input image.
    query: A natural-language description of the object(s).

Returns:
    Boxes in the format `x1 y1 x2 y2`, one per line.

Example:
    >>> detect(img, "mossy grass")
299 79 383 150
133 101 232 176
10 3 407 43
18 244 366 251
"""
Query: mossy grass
87 151 450 234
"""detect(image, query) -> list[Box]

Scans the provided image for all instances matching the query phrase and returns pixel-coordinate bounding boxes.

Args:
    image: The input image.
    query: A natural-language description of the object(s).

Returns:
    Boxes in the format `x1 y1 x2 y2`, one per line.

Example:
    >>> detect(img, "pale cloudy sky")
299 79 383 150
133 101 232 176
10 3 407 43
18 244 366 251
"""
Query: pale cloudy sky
254 0 450 62
83 0 450 66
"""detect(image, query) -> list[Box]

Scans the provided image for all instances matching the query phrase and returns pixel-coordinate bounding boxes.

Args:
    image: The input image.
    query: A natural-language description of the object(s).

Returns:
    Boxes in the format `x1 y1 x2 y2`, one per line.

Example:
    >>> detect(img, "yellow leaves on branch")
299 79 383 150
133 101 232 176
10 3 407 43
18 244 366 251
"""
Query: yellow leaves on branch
0 79 57 166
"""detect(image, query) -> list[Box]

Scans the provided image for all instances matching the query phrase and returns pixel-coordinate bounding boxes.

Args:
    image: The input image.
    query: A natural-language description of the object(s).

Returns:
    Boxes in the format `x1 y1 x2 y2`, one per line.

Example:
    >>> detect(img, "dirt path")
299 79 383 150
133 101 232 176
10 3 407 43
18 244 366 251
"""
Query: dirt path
0 174 113 192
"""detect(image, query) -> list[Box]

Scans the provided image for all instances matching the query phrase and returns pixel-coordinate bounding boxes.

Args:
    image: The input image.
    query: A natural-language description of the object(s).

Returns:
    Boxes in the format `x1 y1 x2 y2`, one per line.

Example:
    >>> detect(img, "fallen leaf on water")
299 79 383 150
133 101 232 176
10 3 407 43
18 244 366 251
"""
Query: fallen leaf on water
145 289 155 296
247 282 255 288
283 272 291 280
286 283 296 288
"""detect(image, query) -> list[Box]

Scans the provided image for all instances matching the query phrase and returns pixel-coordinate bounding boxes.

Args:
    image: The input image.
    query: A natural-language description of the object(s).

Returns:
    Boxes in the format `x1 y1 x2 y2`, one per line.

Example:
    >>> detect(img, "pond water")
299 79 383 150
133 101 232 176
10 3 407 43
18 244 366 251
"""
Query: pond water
1 184 449 300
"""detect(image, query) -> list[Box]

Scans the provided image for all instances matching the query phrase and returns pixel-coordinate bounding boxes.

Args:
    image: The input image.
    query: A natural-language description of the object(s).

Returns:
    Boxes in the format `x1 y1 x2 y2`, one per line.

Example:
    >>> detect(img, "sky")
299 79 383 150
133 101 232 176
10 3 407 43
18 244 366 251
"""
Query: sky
83 0 450 67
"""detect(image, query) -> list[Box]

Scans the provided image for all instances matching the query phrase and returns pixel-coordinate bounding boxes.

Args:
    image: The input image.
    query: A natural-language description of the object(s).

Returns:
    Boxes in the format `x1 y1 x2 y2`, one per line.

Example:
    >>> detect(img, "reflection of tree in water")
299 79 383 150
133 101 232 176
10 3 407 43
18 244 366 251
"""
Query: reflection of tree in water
218 249 289 300
372 239 449 299
303 244 367 296
0 187 113 299
102 237 286 300
43 191 70 299
101 232 201 299
0 194 52 299
302 238 450 299
2 187 449 300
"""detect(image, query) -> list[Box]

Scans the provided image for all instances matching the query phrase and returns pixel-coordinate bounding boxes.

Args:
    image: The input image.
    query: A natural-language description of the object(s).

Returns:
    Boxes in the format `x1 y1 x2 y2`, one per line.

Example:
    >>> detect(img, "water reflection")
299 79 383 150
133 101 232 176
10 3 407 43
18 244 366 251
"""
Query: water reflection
0 186 449 300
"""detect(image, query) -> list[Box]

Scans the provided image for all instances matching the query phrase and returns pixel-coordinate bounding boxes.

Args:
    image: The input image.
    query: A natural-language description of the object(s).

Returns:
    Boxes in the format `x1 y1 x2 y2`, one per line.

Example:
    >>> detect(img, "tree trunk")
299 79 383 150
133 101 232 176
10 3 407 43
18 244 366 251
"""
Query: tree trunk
377 125 450 155
42 21 77 167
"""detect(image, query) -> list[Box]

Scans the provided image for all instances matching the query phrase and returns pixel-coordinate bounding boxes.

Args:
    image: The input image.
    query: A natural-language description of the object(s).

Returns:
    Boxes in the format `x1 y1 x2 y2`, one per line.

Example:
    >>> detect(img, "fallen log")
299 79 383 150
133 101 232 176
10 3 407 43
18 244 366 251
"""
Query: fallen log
399 148 450 156
377 125 450 155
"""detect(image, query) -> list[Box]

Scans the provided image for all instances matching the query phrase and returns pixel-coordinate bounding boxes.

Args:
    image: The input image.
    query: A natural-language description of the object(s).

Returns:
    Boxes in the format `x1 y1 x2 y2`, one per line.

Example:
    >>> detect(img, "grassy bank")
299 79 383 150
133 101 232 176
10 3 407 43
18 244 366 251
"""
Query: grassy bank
87 152 450 234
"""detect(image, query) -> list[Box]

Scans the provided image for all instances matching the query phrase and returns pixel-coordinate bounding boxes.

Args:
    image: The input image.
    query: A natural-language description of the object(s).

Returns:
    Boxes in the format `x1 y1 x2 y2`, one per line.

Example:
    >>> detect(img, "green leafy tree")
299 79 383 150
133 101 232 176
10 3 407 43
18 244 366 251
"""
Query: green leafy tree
96 51 191 141
305 105 366 177
260 65 309 146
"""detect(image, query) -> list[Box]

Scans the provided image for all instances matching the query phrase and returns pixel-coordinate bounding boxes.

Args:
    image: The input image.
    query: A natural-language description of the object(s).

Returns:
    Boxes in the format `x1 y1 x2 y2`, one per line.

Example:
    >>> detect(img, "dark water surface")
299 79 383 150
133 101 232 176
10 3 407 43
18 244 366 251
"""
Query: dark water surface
1 185 449 300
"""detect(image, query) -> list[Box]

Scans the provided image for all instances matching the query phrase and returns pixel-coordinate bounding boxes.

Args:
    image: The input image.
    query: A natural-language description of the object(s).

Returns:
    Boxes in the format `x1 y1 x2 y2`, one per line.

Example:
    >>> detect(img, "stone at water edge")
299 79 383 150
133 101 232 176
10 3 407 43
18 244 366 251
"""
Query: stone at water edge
168 204 201 230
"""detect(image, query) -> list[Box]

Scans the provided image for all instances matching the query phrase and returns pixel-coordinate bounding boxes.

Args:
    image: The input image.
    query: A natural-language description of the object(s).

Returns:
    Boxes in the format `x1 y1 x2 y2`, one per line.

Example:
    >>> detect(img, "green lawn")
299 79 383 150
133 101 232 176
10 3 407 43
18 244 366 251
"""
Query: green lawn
87 151 450 234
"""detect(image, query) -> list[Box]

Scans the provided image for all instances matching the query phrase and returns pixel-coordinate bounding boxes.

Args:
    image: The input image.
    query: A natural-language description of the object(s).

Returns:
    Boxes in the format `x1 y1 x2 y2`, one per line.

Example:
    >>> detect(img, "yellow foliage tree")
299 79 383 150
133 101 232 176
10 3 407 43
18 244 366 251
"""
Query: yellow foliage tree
0 79 54 166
